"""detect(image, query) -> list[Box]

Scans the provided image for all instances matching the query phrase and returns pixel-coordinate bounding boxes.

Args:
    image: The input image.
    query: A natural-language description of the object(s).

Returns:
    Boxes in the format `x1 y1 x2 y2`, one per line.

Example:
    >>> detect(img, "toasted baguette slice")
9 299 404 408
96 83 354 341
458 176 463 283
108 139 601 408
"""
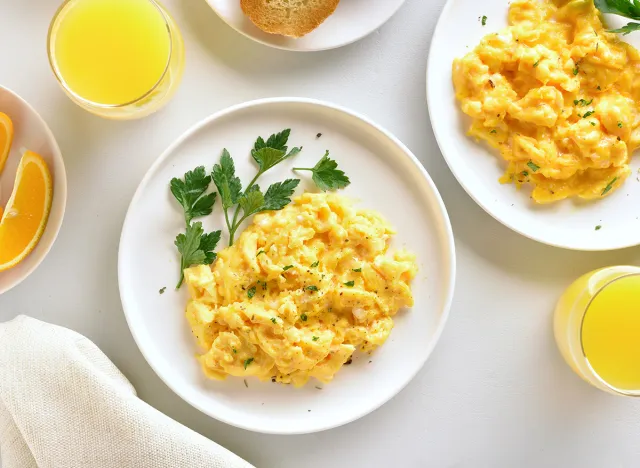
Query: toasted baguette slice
240 0 340 38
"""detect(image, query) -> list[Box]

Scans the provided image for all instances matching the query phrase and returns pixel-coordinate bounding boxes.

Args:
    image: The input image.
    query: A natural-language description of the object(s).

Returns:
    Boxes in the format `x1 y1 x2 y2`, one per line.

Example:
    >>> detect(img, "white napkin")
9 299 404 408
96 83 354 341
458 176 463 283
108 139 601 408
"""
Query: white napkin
0 316 254 468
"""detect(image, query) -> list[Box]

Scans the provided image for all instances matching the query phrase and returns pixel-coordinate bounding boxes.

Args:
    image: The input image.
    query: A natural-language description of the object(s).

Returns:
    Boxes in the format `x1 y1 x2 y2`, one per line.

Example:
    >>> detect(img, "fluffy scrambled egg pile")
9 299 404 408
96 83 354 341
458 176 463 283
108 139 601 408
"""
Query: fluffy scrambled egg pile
184 193 417 387
453 0 640 203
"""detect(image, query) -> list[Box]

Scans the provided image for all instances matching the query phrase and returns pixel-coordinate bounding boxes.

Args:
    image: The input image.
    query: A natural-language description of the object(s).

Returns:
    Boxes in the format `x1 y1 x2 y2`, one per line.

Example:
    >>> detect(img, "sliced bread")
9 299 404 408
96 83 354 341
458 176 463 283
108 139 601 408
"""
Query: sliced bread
240 0 340 38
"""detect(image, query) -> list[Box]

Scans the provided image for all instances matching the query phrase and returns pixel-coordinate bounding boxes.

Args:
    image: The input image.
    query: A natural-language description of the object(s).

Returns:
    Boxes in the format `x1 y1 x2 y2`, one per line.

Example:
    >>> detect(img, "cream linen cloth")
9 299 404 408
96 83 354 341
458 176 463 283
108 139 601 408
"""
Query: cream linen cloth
0 316 254 468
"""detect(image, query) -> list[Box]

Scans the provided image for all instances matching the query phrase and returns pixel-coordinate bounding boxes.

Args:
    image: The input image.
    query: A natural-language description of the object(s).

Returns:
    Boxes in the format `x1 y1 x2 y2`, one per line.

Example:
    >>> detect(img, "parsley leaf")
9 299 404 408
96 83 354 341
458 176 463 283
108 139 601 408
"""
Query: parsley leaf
293 151 351 192
344 281 355 287
310 261 319 268
257 250 266 257
527 161 540 172
352 268 362 272
582 110 595 118
312 336 319 341
481 15 487 26
254 128 290 153
283 265 294 271
595 225 602 231
300 313 308 321
573 66 579 76
618 121 623 128
238 189 265 219
594 0 640 19
247 287 256 299
212 150 242 210
174 222 221 288
271 317 277 324
602 177 618 196
170 166 217 225
262 179 300 211
305 285 319 292
244 357 254 369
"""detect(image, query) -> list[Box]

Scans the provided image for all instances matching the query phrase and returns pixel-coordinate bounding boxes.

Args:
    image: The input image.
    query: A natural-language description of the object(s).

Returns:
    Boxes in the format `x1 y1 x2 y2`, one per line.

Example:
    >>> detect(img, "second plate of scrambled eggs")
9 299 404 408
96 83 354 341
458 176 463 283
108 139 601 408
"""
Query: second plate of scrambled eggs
428 0 640 250
118 98 455 434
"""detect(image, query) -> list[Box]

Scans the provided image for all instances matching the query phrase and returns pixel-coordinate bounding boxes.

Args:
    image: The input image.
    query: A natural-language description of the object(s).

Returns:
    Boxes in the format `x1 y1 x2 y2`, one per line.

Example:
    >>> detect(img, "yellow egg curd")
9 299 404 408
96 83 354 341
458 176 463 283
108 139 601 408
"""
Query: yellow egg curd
184 192 417 387
452 0 640 203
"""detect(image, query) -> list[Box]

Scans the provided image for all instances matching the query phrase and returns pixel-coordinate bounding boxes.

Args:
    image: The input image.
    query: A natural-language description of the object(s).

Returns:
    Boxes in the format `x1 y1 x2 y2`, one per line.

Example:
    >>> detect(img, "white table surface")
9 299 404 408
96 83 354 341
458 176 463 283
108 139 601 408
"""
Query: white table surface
2 0 640 466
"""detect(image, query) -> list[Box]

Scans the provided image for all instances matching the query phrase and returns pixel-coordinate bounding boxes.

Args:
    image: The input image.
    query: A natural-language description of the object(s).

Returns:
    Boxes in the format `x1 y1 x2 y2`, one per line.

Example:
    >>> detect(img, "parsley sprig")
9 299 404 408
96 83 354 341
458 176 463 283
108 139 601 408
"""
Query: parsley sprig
595 0 640 35
293 151 351 192
173 222 221 288
213 129 301 245
171 168 222 288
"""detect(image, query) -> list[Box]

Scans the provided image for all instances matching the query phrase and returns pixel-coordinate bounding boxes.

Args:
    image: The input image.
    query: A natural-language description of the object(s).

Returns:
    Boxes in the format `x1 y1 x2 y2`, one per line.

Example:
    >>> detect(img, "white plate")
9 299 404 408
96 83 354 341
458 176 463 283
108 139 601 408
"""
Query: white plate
118 98 455 434
0 85 67 295
205 0 406 51
428 0 640 251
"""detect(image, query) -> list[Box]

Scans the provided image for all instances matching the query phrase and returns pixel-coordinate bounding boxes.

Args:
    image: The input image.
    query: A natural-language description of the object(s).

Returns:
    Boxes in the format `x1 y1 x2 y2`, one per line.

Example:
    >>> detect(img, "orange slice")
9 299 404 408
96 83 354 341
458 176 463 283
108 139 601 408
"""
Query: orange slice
0 151 53 271
0 112 14 174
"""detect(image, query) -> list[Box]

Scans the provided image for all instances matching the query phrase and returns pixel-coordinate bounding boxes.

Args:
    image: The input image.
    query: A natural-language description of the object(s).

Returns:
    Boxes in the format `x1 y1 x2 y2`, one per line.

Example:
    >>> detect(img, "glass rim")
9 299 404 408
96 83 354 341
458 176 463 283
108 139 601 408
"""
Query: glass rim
579 271 640 397
46 0 174 109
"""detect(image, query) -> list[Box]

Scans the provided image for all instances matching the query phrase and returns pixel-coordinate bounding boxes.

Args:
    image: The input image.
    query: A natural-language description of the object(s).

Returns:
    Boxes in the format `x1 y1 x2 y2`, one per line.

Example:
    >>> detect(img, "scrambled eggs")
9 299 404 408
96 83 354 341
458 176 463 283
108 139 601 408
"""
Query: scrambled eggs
184 193 417 387
453 0 640 203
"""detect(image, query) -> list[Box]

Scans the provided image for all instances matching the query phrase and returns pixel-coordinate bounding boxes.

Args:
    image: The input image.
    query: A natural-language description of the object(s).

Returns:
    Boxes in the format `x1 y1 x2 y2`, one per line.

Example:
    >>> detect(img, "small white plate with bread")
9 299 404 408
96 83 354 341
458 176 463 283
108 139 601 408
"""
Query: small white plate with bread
206 0 406 51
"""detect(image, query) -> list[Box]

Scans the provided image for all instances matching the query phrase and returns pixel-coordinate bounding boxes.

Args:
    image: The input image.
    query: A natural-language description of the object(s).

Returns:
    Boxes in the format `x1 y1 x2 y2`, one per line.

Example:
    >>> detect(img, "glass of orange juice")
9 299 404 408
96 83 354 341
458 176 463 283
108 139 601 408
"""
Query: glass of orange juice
554 266 640 396
47 0 184 119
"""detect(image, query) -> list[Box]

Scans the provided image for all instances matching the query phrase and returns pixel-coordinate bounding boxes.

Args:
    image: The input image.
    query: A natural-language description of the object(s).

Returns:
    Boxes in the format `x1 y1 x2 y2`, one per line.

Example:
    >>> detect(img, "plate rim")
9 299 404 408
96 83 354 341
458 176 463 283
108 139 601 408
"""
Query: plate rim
426 0 640 252
204 0 407 52
0 84 68 295
118 97 456 434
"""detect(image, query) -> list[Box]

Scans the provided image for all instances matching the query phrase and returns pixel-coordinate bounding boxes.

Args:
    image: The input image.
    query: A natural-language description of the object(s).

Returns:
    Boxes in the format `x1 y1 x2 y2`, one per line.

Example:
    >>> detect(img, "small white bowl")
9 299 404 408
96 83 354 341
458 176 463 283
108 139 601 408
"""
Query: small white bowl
0 85 67 295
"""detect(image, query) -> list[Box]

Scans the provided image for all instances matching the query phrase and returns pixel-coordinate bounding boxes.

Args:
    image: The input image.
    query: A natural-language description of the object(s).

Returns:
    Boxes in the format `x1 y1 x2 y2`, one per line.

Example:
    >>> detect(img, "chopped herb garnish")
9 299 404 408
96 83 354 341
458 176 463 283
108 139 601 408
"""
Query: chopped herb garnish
521 170 529 177
582 110 595 118
305 285 319 292
257 250 266 257
243 357 254 369
533 60 540 67
271 317 277 324
590 121 596 126
159 287 166 294
310 261 319 268
573 66 579 75
602 177 618 196
618 121 623 128
597 85 602 90
344 281 355 287
352 268 362 272
300 313 308 321
481 15 487 26
490 129 497 134
574 99 593 107
247 287 256 299
527 161 540 172
312 336 319 341
282 265 294 271
595 225 602 231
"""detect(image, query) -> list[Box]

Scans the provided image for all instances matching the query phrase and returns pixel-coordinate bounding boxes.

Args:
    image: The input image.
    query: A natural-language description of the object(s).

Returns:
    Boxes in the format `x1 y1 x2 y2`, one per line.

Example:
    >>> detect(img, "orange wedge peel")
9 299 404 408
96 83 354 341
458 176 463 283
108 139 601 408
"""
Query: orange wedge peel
0 112 14 175
0 150 53 271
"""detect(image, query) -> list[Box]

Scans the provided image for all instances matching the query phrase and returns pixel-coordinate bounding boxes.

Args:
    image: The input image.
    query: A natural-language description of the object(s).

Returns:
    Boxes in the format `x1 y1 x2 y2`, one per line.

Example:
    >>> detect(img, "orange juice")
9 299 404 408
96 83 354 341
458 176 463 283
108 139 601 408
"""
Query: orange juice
48 0 184 119
554 266 640 396
582 275 640 391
